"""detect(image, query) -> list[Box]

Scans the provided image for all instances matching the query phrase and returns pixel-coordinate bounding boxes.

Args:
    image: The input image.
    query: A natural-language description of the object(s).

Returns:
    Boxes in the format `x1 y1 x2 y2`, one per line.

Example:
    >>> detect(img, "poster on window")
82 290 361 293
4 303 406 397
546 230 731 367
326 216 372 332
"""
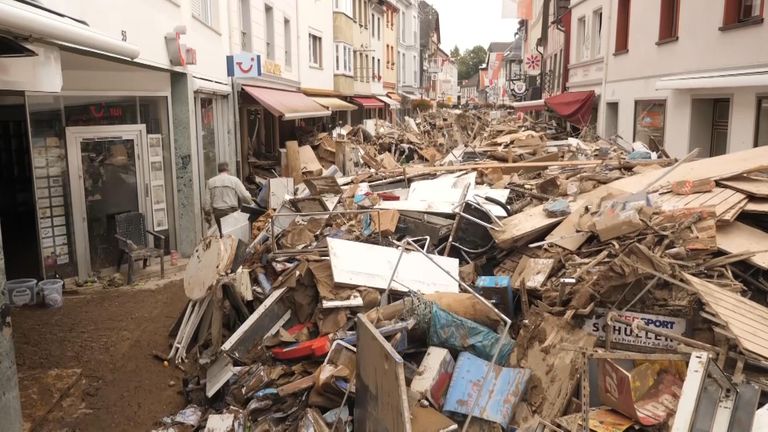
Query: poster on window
147 134 168 231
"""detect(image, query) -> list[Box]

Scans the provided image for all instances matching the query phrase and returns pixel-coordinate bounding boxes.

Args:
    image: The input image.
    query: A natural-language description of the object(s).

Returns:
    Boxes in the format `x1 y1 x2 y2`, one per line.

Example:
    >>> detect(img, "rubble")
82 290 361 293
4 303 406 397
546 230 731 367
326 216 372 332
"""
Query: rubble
155 109 768 431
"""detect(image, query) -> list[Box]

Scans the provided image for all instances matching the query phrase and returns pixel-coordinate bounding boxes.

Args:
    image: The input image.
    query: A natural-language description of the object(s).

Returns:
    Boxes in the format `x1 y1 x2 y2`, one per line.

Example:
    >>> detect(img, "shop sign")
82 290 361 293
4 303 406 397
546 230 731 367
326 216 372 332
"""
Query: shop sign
510 81 527 97
264 59 282 77
583 309 686 350
165 25 197 67
226 52 262 78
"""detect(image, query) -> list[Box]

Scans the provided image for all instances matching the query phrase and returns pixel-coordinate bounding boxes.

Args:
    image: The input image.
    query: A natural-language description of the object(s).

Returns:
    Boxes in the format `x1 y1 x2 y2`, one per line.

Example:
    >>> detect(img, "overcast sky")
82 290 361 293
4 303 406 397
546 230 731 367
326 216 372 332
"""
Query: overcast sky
426 0 518 53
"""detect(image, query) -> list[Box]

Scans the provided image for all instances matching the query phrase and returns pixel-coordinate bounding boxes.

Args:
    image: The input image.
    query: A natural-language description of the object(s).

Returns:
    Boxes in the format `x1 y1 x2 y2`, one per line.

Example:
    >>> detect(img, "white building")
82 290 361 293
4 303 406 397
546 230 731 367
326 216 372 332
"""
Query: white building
395 0 420 102
371 2 385 96
297 0 335 94
567 0 607 97
602 0 768 158
437 57 458 105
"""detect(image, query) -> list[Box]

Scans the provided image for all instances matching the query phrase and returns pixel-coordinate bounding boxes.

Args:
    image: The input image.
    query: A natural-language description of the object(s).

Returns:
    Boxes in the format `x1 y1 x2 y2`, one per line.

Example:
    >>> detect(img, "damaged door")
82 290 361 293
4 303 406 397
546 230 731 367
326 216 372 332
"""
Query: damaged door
66 125 150 279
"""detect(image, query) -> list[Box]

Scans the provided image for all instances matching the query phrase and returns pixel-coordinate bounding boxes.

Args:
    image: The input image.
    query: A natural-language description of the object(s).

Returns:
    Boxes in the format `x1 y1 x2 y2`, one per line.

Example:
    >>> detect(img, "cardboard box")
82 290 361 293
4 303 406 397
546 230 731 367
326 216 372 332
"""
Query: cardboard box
373 209 399 235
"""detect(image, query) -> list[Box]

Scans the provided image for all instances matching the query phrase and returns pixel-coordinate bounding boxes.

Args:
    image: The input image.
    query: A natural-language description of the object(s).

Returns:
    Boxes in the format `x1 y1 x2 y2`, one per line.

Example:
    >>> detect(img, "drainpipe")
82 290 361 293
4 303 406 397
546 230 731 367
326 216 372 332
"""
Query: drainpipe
598 0 613 137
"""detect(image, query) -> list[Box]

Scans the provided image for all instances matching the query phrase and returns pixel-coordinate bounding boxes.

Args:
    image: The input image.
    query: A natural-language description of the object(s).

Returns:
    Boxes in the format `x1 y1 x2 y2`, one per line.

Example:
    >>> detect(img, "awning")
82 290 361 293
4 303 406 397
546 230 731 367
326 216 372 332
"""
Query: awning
399 92 421 100
544 91 596 127
0 0 139 59
376 95 401 109
310 97 357 112
511 99 545 113
351 97 385 109
386 92 402 102
656 67 768 90
243 86 331 120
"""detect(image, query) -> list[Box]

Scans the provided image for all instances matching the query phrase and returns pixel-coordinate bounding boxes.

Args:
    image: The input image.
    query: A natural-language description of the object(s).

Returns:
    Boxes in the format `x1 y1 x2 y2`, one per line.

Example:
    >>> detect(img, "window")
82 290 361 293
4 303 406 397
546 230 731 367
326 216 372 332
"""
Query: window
576 16 587 61
377 58 381 79
615 0 630 53
284 18 291 68
401 51 405 83
401 11 406 42
309 34 322 67
592 8 603 56
658 0 679 42
240 0 251 51
371 13 375 31
377 17 381 40
412 13 417 45
723 0 763 27
365 54 370 82
334 42 353 75
265 4 274 60
634 100 666 149
756 97 768 147
413 54 417 85
333 0 353 17
192 0 217 27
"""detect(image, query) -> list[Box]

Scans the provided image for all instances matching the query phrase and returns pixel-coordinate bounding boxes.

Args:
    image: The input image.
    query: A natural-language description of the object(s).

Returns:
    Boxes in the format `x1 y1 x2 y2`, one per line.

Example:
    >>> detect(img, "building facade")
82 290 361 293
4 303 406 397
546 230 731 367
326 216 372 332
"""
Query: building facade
602 0 768 158
382 1 400 99
298 0 335 95
396 0 421 106
567 0 607 98
481 42 514 105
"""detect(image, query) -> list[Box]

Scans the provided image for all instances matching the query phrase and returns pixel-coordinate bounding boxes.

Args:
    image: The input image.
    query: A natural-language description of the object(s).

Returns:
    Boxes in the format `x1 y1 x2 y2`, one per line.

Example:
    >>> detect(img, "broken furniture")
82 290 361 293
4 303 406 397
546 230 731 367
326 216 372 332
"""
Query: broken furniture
115 211 165 284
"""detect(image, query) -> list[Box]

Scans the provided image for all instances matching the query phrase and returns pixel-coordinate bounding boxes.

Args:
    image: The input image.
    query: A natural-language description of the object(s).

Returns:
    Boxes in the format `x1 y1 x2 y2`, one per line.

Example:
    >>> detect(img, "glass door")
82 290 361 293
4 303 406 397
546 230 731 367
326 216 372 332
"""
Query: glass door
66 125 148 278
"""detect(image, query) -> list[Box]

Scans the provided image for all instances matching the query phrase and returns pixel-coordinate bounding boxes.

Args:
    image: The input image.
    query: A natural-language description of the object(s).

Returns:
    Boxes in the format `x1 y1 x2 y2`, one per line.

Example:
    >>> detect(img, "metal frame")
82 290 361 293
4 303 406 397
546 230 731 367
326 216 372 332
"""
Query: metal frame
65 124 149 279
380 237 512 432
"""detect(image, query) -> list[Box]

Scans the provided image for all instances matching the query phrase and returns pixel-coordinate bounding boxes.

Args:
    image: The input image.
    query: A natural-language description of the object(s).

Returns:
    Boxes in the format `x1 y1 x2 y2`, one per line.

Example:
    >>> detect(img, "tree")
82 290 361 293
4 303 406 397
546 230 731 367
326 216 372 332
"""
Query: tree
456 45 488 81
449 45 461 60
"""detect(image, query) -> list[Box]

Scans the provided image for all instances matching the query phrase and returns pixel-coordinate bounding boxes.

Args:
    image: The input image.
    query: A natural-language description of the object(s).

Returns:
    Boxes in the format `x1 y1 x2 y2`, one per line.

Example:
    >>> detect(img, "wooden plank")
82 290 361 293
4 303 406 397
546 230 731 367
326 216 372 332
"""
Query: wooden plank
718 176 768 197
717 197 748 223
355 314 411 432
684 274 768 359
285 140 302 184
184 237 223 300
717 222 768 270
492 204 568 249
744 198 768 214
609 146 768 194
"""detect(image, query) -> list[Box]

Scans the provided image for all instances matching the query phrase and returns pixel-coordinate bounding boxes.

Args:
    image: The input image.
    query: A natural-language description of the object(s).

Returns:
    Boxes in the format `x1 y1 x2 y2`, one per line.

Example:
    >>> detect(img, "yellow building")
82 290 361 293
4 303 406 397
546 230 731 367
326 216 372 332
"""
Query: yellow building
382 0 399 101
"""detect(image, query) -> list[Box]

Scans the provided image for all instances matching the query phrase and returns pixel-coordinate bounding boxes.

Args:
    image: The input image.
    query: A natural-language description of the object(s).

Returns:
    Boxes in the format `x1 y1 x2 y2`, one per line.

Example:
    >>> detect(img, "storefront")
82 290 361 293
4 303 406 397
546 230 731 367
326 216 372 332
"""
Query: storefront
376 95 401 124
349 97 386 126
0 43 179 280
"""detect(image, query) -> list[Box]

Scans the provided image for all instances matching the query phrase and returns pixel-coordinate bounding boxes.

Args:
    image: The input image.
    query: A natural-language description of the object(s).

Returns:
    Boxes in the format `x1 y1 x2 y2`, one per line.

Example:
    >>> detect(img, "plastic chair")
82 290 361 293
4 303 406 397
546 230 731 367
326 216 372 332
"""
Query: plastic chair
115 212 165 284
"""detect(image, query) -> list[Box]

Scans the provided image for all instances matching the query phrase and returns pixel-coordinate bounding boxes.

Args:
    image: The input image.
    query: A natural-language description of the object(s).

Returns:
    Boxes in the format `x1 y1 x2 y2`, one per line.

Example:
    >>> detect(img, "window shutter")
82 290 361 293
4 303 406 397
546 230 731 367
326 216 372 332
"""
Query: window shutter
191 0 202 17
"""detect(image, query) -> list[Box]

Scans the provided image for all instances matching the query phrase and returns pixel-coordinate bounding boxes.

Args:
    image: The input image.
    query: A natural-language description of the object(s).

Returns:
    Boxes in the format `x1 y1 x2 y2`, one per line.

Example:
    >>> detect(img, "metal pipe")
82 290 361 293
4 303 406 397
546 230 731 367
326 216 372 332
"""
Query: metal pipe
0 0 140 59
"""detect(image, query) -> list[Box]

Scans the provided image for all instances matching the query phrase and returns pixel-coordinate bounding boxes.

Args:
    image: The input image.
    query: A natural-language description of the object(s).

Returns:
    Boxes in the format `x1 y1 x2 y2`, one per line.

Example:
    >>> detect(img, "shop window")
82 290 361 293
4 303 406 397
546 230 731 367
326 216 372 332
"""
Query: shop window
615 0 630 53
755 97 768 147
658 0 680 42
634 100 666 149
723 0 763 28
139 96 174 238
64 96 138 126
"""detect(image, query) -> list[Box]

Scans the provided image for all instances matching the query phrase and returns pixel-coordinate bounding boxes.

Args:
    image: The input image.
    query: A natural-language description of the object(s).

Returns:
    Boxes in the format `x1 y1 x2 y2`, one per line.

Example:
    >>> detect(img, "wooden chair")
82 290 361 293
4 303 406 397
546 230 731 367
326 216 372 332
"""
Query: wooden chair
115 212 165 284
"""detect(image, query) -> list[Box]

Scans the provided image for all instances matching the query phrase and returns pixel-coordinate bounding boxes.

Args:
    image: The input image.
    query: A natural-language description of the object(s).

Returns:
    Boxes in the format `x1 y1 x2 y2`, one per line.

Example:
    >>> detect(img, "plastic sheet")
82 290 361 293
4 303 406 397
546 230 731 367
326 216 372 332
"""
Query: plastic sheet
427 304 514 364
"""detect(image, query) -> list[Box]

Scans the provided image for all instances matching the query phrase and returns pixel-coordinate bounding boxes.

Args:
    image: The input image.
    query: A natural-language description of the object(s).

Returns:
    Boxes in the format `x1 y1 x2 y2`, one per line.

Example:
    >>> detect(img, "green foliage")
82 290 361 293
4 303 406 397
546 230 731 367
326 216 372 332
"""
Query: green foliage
449 46 461 59
436 101 451 109
411 99 433 112
456 45 488 81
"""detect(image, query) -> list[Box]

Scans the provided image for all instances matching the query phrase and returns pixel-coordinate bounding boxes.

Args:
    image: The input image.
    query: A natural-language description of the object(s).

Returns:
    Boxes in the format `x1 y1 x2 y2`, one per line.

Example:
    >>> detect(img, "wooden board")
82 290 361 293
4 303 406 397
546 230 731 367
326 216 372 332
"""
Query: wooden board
744 199 768 214
609 146 768 194
653 187 748 221
717 222 768 270
327 238 459 294
683 274 768 360
355 314 411 432
718 175 768 197
184 237 223 300
285 140 302 184
492 204 569 249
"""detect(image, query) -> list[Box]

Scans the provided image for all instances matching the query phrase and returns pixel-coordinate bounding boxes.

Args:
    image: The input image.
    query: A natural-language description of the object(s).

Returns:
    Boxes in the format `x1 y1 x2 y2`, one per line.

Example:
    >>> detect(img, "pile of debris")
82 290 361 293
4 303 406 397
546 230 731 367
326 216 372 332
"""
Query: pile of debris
155 110 768 432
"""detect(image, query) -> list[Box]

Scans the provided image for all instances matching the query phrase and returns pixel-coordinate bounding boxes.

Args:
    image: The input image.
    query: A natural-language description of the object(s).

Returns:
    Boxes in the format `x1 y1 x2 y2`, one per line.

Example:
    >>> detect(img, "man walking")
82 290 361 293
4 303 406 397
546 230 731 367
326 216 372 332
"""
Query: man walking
203 162 254 236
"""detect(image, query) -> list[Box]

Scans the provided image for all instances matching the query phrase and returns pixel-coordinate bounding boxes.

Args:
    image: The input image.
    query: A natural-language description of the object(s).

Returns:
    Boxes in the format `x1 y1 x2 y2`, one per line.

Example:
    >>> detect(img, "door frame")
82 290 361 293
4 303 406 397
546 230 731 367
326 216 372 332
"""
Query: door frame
194 93 232 230
65 124 149 278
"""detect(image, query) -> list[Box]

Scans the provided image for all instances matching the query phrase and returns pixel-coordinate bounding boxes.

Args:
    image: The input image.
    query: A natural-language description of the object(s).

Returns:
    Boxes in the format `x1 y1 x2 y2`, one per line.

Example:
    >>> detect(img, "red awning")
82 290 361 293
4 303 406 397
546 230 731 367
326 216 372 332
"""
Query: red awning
544 90 595 127
242 86 330 120
351 97 386 109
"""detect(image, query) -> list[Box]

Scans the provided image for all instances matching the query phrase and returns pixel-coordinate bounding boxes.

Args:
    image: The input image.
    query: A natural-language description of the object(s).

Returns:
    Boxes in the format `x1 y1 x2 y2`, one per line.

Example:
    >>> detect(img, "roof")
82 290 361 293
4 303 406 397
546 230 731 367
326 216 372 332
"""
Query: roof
487 41 514 53
243 86 331 120
504 38 523 61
